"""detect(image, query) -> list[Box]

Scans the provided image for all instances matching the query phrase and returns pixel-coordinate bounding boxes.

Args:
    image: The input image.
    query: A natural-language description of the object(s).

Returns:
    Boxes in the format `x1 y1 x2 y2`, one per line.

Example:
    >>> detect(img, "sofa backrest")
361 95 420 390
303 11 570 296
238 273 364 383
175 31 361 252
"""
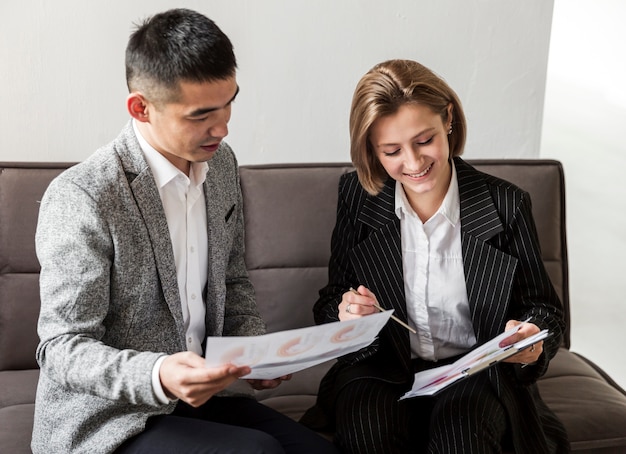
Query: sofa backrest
240 160 570 348
0 163 73 371
0 159 570 374
239 164 355 334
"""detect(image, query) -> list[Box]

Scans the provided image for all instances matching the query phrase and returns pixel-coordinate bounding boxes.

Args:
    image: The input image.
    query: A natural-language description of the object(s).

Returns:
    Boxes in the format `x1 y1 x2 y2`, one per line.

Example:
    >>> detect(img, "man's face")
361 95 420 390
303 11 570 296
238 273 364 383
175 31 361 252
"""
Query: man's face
139 77 239 174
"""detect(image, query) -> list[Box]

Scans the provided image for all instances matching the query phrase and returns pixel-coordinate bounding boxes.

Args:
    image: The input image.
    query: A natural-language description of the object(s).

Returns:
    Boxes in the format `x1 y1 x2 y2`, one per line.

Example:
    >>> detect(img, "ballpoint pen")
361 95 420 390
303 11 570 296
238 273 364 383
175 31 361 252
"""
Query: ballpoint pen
349 287 417 334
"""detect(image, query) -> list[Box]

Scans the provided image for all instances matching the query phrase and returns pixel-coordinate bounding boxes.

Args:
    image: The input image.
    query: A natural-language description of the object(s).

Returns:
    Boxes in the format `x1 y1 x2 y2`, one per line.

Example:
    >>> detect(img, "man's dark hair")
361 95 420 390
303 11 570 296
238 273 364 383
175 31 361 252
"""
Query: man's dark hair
125 8 237 104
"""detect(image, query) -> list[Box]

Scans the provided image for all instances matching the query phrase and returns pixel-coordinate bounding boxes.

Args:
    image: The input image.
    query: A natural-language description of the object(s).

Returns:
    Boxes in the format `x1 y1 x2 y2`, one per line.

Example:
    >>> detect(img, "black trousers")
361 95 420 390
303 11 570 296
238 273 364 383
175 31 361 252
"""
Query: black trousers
334 371 508 454
115 396 339 454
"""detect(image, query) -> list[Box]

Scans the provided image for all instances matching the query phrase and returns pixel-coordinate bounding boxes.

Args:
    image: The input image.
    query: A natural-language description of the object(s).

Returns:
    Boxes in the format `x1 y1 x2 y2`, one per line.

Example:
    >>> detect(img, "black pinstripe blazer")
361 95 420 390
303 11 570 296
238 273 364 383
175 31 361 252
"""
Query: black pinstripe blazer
309 157 568 453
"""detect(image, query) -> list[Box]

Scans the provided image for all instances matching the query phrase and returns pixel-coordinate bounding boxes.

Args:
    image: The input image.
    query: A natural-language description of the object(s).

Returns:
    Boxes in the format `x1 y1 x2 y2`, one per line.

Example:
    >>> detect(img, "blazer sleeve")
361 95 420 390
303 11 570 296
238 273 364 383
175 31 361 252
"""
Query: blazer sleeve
313 174 362 325
501 190 565 381
35 175 163 407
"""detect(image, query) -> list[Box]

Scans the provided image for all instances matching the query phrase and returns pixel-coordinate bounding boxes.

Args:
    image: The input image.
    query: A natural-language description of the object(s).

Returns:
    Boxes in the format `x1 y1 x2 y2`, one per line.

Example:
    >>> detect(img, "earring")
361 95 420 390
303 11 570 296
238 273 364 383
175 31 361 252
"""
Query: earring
448 125 453 135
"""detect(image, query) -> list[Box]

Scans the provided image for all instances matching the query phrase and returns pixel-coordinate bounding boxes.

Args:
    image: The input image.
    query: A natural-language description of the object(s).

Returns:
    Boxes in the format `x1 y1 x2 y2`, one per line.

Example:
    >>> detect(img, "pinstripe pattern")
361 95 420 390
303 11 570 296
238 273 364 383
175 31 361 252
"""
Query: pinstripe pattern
309 158 569 453
335 379 410 453
429 373 507 453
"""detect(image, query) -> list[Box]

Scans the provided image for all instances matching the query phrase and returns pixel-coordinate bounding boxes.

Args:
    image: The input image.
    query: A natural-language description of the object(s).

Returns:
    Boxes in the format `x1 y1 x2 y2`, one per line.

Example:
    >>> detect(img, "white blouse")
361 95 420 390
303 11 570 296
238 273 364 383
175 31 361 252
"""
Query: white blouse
395 165 476 361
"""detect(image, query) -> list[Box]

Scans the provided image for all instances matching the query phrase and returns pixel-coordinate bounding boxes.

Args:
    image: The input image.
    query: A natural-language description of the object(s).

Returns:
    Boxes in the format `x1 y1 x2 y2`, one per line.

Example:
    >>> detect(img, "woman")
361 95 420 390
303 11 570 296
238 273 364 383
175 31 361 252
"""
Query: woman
301 60 569 453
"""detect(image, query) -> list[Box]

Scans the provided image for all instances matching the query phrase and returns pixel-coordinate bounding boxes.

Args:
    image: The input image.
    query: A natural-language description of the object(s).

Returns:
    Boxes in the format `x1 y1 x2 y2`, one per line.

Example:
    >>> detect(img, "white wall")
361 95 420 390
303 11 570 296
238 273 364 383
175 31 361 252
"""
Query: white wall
541 0 626 388
0 0 553 164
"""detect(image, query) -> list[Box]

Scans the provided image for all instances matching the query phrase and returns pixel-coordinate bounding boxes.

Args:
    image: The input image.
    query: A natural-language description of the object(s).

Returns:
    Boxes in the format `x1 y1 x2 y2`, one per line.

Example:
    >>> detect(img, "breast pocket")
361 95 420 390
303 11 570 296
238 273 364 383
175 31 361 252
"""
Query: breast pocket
225 203 235 223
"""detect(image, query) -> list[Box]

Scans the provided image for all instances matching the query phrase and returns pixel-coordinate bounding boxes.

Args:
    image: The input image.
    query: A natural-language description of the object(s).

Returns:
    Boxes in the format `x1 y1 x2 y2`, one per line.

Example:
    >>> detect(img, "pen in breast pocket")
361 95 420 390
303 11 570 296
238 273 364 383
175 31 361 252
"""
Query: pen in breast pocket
349 287 417 334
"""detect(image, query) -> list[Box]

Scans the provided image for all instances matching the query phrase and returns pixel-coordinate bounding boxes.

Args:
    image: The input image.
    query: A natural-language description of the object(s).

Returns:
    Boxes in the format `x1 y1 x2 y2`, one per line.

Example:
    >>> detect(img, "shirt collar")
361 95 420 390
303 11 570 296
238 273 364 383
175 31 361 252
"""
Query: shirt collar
132 120 208 189
394 162 460 226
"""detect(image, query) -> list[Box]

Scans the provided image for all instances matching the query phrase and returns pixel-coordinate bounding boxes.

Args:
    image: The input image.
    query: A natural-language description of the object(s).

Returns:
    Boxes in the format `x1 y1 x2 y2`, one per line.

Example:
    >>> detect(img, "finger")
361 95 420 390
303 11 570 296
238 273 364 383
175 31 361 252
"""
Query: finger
172 350 209 368
185 364 250 386
355 287 382 314
500 331 523 348
356 285 376 299
499 320 537 347
340 294 364 319
344 301 377 316
226 365 251 378
517 322 540 337
162 364 246 406
503 339 544 365
340 291 357 318
529 340 544 359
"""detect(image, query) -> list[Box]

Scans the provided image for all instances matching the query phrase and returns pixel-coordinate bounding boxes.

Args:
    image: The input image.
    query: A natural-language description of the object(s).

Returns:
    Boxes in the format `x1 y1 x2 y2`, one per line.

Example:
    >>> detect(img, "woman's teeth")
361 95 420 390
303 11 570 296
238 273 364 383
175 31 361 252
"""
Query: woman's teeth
407 164 432 178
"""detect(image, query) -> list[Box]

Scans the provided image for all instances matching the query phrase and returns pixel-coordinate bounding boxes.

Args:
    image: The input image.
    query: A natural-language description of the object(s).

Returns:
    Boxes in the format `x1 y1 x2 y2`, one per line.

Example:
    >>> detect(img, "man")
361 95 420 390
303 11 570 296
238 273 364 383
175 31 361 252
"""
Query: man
32 8 338 454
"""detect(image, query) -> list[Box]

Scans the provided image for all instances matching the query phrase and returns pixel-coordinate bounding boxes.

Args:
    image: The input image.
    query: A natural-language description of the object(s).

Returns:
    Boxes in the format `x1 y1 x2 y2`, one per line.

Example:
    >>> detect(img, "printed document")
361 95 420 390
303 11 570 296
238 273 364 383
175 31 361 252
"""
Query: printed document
401 323 550 399
205 310 393 379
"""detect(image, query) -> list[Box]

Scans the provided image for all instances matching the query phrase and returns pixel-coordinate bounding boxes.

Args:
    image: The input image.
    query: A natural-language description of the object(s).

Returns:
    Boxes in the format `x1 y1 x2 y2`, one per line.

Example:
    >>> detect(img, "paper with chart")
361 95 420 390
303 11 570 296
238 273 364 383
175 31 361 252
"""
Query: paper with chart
205 311 393 379
401 322 551 399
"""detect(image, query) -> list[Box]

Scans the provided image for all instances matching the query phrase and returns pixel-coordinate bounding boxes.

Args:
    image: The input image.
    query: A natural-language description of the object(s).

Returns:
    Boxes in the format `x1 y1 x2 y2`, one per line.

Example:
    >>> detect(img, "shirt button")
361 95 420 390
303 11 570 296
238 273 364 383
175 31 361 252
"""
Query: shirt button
191 294 196 300
190 246 195 253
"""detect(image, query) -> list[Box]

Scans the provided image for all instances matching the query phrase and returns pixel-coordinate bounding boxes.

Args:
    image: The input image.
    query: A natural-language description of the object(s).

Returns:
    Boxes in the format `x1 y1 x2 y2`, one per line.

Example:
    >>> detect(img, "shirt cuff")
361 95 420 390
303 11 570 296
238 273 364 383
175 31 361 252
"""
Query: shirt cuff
152 355 173 404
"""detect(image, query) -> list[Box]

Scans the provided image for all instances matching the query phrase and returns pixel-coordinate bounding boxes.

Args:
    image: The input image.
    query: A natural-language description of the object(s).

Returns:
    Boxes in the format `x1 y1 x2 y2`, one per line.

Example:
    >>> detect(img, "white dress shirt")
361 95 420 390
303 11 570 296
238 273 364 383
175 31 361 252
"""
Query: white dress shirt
395 164 476 361
133 121 209 402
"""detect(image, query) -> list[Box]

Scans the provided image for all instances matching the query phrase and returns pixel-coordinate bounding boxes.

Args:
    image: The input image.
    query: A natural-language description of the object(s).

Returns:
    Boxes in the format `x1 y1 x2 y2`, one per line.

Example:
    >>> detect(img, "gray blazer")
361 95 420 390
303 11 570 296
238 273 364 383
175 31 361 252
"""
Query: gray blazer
32 122 265 454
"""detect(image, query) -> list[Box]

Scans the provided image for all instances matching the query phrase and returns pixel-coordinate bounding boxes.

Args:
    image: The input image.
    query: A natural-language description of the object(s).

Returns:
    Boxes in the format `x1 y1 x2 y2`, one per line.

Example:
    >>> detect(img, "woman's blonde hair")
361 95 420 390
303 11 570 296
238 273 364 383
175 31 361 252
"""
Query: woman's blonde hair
350 59 467 195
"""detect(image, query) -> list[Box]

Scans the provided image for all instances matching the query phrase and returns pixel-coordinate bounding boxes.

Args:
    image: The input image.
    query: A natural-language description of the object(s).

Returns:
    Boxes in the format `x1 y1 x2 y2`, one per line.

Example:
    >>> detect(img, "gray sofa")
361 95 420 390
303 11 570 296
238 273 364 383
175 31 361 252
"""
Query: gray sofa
2 160 626 453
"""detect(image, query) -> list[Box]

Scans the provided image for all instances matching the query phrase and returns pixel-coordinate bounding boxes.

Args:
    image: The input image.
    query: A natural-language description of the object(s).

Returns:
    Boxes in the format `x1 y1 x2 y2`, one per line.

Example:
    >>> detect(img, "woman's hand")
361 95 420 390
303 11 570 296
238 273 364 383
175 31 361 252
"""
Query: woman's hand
338 285 379 321
499 319 543 365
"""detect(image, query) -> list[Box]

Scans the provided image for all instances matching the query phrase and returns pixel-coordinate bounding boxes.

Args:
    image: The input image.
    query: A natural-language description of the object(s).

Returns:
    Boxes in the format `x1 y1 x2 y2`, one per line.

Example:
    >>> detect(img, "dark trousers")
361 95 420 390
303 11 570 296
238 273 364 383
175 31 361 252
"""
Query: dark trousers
334 372 508 454
115 396 339 454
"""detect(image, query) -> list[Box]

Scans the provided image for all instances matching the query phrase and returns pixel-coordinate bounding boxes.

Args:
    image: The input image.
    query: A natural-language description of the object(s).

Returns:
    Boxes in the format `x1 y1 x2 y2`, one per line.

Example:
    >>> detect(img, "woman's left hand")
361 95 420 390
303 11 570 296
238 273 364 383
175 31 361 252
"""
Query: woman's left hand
499 319 543 365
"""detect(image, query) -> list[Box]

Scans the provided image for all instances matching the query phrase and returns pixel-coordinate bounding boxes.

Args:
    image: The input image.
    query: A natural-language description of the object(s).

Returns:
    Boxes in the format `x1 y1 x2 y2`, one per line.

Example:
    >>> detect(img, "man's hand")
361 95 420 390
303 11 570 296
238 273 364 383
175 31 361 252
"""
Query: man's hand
499 320 543 365
246 374 292 390
159 351 250 407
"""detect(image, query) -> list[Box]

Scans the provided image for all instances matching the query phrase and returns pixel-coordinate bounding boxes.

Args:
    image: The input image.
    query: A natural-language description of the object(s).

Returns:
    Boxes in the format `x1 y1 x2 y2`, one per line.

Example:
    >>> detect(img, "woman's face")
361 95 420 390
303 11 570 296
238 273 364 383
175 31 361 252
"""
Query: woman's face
369 103 453 212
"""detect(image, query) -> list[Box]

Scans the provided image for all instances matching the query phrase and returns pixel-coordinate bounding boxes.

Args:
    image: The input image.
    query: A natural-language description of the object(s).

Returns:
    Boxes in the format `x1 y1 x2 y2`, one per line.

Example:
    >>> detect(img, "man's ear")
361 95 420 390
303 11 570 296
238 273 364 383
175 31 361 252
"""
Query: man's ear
127 92 150 122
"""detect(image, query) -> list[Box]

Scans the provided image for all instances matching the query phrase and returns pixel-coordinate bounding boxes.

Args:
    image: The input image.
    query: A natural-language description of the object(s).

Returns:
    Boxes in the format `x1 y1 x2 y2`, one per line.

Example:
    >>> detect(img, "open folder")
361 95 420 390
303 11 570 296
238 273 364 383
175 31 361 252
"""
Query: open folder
401 323 550 399
205 310 393 380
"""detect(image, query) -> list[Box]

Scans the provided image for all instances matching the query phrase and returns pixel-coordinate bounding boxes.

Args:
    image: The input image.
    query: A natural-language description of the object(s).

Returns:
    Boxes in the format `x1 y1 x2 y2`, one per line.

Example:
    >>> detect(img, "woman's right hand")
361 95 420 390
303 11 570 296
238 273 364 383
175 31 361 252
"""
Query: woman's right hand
338 285 380 321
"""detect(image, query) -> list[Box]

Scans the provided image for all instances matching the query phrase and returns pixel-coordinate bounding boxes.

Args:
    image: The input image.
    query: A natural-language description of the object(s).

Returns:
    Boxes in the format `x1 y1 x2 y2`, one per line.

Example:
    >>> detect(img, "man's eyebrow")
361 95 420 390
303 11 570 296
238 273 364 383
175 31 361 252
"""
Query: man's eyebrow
188 85 240 117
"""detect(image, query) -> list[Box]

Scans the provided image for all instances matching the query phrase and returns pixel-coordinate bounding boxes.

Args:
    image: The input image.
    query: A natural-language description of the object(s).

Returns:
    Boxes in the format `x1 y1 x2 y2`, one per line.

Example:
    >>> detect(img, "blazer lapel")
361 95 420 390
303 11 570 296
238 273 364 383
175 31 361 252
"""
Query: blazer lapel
456 158 518 343
353 179 411 371
116 123 186 338
202 166 224 338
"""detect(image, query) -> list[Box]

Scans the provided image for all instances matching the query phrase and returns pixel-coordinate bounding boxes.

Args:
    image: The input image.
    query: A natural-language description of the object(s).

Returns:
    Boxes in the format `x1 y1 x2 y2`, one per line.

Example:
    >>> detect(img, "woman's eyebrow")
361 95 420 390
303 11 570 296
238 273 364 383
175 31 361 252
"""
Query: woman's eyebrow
376 127 436 147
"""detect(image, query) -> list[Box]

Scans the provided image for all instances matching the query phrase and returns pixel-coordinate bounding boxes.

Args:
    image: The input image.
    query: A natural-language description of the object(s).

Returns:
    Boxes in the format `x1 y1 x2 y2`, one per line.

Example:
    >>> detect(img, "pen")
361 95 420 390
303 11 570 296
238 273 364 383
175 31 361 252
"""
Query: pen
349 287 417 334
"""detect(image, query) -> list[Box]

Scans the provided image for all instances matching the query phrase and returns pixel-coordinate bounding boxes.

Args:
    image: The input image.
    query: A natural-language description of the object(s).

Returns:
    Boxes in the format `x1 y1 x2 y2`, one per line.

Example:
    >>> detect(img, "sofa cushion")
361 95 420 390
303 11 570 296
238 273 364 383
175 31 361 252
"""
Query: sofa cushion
0 370 39 408
0 403 35 454
539 350 626 452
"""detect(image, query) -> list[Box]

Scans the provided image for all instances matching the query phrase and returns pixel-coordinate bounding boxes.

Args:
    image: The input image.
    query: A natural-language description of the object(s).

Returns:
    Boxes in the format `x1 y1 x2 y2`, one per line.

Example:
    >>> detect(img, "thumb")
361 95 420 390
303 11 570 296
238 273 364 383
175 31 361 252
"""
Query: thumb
505 320 521 331
356 285 375 298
